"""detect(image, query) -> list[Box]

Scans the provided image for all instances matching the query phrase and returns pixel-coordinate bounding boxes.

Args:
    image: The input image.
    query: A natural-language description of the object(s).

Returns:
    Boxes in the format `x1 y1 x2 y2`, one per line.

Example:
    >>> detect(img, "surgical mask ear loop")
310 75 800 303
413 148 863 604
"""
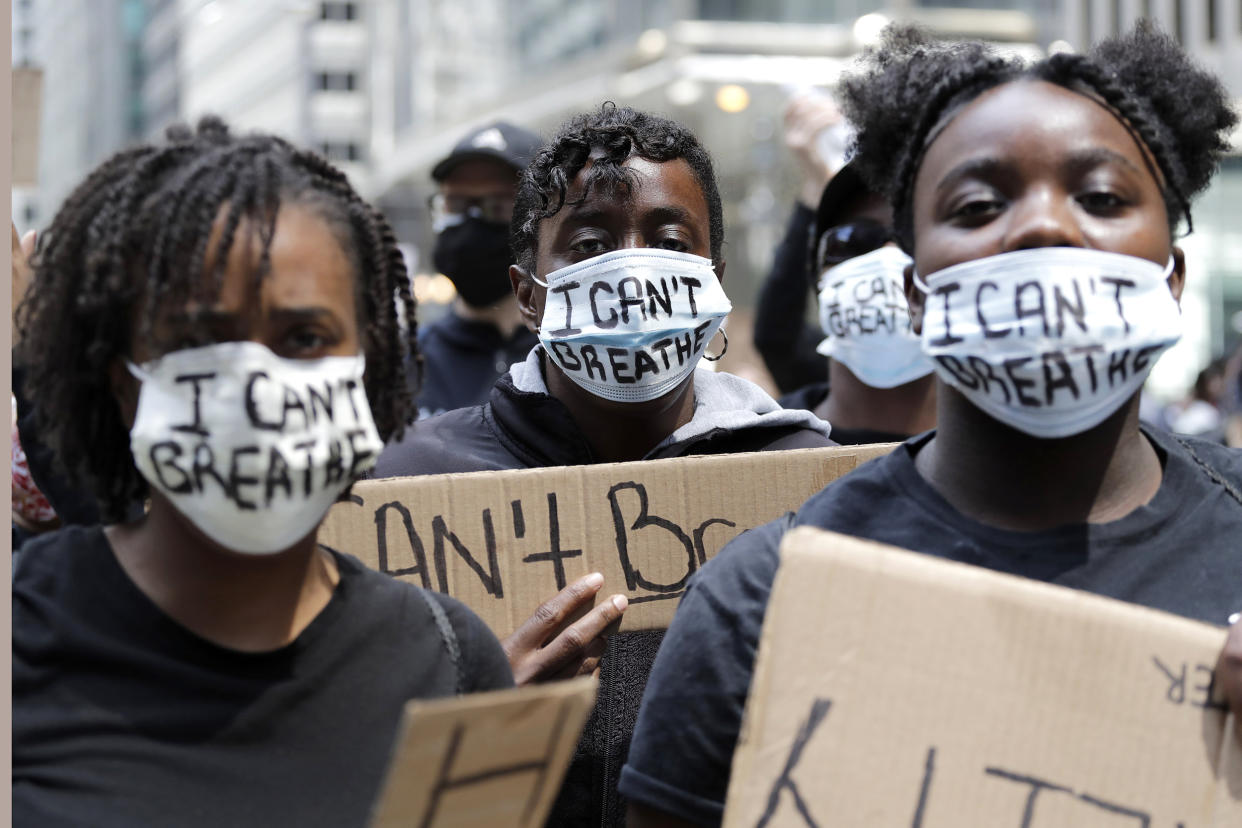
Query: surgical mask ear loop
702 328 729 362
125 360 153 383
911 268 932 295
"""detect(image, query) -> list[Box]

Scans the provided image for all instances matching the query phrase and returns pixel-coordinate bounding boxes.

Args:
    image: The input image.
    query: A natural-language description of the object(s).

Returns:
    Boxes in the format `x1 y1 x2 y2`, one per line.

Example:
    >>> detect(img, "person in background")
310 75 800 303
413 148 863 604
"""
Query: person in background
1222 341 1242 447
752 91 845 394
374 102 834 828
779 161 936 443
11 224 61 549
13 118 513 828
623 23 1242 827
1167 357 1227 439
415 121 544 418
11 223 103 545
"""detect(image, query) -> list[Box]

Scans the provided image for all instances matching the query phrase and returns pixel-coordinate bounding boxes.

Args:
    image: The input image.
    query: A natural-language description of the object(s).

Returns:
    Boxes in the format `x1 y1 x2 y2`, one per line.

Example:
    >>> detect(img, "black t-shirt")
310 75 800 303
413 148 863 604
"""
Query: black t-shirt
13 525 514 828
619 428 1242 826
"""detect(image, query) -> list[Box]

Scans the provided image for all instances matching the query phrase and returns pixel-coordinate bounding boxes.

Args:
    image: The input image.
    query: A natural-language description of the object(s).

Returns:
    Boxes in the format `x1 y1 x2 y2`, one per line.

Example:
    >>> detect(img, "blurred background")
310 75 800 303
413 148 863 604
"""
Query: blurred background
11 0 1242 411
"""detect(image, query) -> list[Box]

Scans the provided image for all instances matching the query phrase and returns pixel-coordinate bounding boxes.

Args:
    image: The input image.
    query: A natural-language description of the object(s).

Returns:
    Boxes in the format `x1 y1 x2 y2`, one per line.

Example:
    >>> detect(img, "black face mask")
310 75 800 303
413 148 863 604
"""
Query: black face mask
432 217 514 308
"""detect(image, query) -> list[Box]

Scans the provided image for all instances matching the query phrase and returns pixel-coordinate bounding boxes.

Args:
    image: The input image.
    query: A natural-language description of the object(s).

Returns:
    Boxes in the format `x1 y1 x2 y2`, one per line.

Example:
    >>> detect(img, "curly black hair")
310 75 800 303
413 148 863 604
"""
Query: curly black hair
15 116 419 522
510 102 725 273
837 20 1238 253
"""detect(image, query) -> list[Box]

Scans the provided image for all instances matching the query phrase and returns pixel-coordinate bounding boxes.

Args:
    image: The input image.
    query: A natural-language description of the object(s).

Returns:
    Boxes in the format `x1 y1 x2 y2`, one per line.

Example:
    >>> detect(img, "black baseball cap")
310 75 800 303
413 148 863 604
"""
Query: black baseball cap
431 121 544 182
807 161 881 278
812 161 871 244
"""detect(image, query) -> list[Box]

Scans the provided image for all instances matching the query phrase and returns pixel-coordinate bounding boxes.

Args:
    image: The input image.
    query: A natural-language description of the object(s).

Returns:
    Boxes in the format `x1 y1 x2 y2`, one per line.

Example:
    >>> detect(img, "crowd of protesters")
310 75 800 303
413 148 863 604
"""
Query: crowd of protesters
10 19 1242 828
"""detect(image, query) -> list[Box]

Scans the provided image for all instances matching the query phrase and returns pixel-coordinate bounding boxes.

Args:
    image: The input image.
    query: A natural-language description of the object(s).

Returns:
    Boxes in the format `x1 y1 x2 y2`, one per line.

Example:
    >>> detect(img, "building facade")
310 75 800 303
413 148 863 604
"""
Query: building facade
11 0 142 231
14 0 1241 394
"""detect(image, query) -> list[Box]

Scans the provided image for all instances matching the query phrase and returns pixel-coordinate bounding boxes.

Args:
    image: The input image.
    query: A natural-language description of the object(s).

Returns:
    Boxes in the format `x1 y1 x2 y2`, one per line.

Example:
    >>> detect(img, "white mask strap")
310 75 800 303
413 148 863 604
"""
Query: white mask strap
125 360 152 383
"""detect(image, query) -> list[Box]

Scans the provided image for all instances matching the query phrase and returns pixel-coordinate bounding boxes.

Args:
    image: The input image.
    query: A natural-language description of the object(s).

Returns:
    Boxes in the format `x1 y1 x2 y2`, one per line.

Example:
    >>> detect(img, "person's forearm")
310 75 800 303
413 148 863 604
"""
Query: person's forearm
755 205 817 392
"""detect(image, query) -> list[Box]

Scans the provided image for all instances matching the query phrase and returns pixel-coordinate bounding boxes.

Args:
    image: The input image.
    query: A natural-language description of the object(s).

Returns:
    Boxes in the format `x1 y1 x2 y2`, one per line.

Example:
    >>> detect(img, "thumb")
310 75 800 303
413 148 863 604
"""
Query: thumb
21 229 36 260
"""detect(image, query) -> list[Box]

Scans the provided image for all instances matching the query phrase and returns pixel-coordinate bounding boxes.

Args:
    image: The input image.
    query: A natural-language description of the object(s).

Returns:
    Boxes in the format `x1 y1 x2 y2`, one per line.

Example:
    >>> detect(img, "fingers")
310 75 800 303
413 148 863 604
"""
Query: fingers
505 572 606 652
503 587 629 686
21 228 37 259
783 93 841 140
1222 615 1242 744
12 224 34 339
550 635 608 682
535 593 628 677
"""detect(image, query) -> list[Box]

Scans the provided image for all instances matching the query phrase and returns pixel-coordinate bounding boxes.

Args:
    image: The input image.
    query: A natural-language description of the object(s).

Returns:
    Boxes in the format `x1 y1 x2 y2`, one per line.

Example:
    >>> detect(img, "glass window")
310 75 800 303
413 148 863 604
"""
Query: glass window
320 142 363 162
319 2 358 21
315 71 358 92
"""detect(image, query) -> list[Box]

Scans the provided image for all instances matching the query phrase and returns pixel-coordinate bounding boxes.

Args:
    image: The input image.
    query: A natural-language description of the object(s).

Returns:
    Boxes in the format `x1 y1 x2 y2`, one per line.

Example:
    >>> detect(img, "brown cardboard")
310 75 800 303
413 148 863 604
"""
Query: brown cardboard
723 528 1241 827
368 675 596 828
322 444 895 636
11 67 42 187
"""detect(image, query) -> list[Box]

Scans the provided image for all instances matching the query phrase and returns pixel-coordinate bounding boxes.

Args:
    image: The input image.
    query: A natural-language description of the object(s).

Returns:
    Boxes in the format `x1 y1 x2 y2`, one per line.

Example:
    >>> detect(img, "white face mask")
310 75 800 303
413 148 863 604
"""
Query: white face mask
127 341 384 555
915 247 1182 439
534 248 732 403
816 245 934 388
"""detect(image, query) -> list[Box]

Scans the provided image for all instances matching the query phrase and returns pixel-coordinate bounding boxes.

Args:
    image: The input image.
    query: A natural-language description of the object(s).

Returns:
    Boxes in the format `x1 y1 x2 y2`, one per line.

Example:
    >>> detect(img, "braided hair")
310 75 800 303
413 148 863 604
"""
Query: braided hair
510 102 725 272
837 20 1237 253
15 117 419 522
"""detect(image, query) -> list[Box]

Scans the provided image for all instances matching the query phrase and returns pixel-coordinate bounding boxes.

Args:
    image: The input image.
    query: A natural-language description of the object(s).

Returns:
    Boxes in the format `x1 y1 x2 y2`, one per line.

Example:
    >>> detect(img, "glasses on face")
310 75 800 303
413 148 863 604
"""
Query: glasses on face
815 219 894 273
428 192 515 232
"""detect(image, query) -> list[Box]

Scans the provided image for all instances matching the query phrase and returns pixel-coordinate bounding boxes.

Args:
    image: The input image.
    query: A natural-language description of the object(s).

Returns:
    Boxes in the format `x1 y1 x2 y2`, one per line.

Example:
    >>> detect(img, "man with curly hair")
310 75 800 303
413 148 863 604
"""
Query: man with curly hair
623 23 1242 827
374 103 834 827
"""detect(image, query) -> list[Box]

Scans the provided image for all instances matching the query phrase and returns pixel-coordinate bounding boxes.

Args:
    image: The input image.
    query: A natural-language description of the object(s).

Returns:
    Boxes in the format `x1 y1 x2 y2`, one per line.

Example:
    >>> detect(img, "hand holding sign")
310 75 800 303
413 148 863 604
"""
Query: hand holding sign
1224 615 1242 744
503 572 629 685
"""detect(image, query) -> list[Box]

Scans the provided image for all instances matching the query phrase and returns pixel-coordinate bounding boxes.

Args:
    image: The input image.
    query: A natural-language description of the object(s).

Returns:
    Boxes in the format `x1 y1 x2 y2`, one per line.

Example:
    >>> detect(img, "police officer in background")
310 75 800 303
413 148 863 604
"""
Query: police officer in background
415 121 543 418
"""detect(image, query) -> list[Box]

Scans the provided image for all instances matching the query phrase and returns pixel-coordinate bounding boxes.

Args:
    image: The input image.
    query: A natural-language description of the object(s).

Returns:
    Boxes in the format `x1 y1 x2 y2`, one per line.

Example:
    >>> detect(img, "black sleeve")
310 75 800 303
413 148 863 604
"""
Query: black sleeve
752 204 827 394
618 517 789 827
430 592 516 693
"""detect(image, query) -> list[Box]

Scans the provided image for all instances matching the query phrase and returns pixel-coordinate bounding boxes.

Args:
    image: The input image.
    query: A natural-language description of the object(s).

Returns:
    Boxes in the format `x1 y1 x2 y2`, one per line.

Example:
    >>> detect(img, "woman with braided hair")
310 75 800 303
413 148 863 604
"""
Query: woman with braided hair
622 22 1242 827
12 118 513 827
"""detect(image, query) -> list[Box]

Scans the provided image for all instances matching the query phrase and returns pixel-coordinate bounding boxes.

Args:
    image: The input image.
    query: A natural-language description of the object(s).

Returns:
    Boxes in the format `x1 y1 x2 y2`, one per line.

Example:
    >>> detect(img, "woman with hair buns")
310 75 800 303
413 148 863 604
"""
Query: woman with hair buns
622 22 1242 827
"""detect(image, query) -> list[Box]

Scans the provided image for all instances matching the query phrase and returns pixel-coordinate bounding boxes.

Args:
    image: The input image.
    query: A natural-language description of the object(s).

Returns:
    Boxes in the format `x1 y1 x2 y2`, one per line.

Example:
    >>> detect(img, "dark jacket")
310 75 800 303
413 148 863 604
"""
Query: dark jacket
379 348 833 477
776 382 912 446
374 348 833 827
412 309 538 420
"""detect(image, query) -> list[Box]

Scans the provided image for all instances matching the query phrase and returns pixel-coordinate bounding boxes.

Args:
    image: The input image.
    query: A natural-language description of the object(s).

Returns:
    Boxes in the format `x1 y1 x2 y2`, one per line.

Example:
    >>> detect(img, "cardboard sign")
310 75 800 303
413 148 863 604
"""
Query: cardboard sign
321 444 895 635
369 676 596 828
12 67 43 187
723 528 1241 827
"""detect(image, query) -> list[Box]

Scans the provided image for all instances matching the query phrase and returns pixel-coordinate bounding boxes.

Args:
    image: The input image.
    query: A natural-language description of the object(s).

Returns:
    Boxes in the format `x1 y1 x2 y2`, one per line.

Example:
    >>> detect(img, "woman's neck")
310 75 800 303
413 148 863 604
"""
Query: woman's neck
545 363 698 464
105 496 339 652
817 364 936 437
915 386 1163 531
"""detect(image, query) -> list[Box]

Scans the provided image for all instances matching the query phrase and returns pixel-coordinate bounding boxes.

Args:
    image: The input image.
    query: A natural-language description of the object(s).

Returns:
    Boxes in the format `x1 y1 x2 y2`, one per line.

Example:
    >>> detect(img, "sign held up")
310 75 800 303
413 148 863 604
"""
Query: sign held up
322 444 895 635
368 676 596 828
723 528 1241 827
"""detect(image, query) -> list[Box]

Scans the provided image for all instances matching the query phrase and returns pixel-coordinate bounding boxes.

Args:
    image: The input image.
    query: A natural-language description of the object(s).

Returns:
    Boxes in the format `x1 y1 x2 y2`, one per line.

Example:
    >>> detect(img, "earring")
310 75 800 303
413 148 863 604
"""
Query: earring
703 328 729 362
